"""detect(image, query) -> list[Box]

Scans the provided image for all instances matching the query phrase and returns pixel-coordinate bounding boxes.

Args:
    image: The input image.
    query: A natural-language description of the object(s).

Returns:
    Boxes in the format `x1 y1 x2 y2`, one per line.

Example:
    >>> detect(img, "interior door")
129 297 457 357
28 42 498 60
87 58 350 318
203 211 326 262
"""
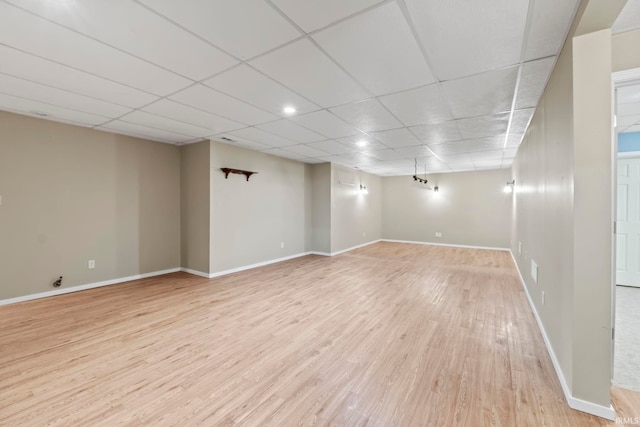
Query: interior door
616 157 640 287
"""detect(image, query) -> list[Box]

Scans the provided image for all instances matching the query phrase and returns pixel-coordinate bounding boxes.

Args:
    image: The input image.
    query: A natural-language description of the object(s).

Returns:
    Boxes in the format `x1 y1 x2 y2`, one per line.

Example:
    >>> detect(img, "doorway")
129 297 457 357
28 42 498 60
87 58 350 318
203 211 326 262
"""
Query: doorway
613 76 640 393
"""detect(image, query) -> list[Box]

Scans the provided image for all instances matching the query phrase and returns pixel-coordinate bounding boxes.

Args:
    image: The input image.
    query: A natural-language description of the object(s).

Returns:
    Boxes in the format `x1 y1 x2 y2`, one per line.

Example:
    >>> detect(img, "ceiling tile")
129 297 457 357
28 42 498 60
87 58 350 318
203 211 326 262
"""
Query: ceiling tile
370 128 422 148
271 0 383 32
97 120 192 143
510 109 535 134
379 84 453 126
0 92 109 126
229 127 296 148
504 148 518 158
119 111 215 138
289 110 363 139
329 99 402 132
204 65 320 116
410 121 462 144
406 0 528 80
138 0 301 60
170 84 278 125
313 2 435 95
516 57 556 109
257 119 326 143
393 145 434 158
365 149 405 161
524 0 580 60
306 140 355 155
6 0 237 81
261 148 307 160
300 157 327 164
337 135 387 151
0 2 191 96
0 45 157 108
428 137 504 155
142 99 243 134
250 39 369 107
471 157 504 169
441 66 519 118
613 0 640 34
0 73 130 118
507 133 524 147
279 144 328 158
456 113 510 139
213 135 270 151
468 149 505 161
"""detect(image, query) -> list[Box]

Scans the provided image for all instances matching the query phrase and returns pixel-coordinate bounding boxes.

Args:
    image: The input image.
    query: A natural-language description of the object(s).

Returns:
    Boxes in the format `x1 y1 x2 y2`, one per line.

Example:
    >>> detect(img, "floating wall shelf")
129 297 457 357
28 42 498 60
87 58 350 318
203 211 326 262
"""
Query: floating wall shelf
220 168 257 181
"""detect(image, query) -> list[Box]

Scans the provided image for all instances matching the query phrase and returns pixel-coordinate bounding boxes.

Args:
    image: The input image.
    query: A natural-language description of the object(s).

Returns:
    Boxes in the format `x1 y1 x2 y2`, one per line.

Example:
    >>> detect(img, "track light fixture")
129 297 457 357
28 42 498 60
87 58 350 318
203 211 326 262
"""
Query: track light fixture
359 184 368 194
412 158 429 185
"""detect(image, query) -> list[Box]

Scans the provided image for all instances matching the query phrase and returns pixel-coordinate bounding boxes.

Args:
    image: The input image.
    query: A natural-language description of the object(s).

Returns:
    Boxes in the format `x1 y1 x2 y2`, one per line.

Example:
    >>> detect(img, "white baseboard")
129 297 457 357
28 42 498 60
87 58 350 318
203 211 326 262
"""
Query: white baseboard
382 239 509 252
509 251 615 421
329 239 382 256
180 268 210 278
309 251 332 256
0 268 181 306
208 252 313 278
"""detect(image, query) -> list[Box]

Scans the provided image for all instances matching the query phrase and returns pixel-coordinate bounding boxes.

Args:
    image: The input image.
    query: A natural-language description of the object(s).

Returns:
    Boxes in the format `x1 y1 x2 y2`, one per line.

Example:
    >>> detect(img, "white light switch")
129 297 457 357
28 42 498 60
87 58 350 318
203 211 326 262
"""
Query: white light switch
88 260 95 269
531 260 538 283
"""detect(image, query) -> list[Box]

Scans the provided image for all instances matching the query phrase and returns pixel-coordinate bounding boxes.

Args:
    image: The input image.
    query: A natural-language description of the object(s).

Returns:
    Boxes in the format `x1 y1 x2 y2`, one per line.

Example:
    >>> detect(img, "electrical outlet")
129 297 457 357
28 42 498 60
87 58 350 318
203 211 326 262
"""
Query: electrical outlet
363 232 366 237
531 260 538 283
88 260 95 269
435 232 442 237
541 291 545 305
280 242 284 249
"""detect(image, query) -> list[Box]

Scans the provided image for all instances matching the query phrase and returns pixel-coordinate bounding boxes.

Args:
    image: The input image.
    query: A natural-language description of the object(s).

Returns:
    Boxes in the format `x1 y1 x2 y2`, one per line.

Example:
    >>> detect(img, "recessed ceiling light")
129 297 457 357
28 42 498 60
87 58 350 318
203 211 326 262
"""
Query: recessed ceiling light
283 106 296 115
356 140 368 147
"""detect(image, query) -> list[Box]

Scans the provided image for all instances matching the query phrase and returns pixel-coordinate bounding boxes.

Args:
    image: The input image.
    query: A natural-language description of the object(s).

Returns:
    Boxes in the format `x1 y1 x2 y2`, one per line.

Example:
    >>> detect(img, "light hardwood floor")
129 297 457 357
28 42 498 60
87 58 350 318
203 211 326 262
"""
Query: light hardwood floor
0 242 638 426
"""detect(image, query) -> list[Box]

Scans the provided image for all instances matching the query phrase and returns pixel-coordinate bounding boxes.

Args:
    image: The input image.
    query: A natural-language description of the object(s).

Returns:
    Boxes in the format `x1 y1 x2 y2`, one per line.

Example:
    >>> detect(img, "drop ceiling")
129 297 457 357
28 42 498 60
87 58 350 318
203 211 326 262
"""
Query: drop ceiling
0 0 583 176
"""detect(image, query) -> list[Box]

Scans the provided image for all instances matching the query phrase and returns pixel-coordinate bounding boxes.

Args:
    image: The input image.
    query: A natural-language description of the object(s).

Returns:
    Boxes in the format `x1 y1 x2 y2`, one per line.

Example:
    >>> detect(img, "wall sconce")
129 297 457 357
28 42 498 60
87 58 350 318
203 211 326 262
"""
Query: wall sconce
359 184 368 194
433 186 439 192
504 180 515 193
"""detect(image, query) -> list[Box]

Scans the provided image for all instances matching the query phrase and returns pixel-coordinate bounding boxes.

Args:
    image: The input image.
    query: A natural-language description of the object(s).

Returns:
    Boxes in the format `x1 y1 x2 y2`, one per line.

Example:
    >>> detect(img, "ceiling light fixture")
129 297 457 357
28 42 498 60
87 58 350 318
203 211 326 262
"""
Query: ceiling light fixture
356 140 368 147
283 106 296 115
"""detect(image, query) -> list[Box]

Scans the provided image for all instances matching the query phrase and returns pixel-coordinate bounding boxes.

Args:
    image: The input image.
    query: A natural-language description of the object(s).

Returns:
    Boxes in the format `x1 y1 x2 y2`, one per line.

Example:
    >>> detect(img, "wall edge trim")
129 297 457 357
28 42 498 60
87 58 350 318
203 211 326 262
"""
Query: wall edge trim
509 251 615 421
0 268 181 306
381 239 509 251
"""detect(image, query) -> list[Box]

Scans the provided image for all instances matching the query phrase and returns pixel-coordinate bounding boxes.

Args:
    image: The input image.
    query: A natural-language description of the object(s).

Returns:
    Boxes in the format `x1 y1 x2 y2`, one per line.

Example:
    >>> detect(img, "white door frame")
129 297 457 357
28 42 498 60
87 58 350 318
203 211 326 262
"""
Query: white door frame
611 67 640 380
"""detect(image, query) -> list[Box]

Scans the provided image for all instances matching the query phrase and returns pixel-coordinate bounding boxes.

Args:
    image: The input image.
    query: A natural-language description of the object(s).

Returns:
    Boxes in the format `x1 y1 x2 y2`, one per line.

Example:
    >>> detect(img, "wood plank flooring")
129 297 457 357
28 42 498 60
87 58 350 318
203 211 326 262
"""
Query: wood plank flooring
0 242 638 426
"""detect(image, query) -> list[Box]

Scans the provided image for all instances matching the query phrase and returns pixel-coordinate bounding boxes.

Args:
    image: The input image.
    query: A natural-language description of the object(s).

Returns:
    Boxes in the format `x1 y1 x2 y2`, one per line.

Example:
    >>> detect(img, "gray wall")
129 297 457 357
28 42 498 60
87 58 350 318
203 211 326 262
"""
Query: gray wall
209 140 308 272
309 163 331 254
330 164 382 253
0 111 181 299
180 141 210 274
511 0 625 408
382 169 512 249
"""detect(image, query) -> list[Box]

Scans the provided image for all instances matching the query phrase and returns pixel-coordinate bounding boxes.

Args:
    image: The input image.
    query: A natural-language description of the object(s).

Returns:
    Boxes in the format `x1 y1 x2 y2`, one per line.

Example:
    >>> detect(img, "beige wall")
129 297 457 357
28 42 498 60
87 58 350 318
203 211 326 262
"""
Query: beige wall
180 141 210 274
209 140 308 272
612 28 640 72
330 164 381 253
309 163 331 254
0 111 180 299
382 169 511 249
511 0 625 410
